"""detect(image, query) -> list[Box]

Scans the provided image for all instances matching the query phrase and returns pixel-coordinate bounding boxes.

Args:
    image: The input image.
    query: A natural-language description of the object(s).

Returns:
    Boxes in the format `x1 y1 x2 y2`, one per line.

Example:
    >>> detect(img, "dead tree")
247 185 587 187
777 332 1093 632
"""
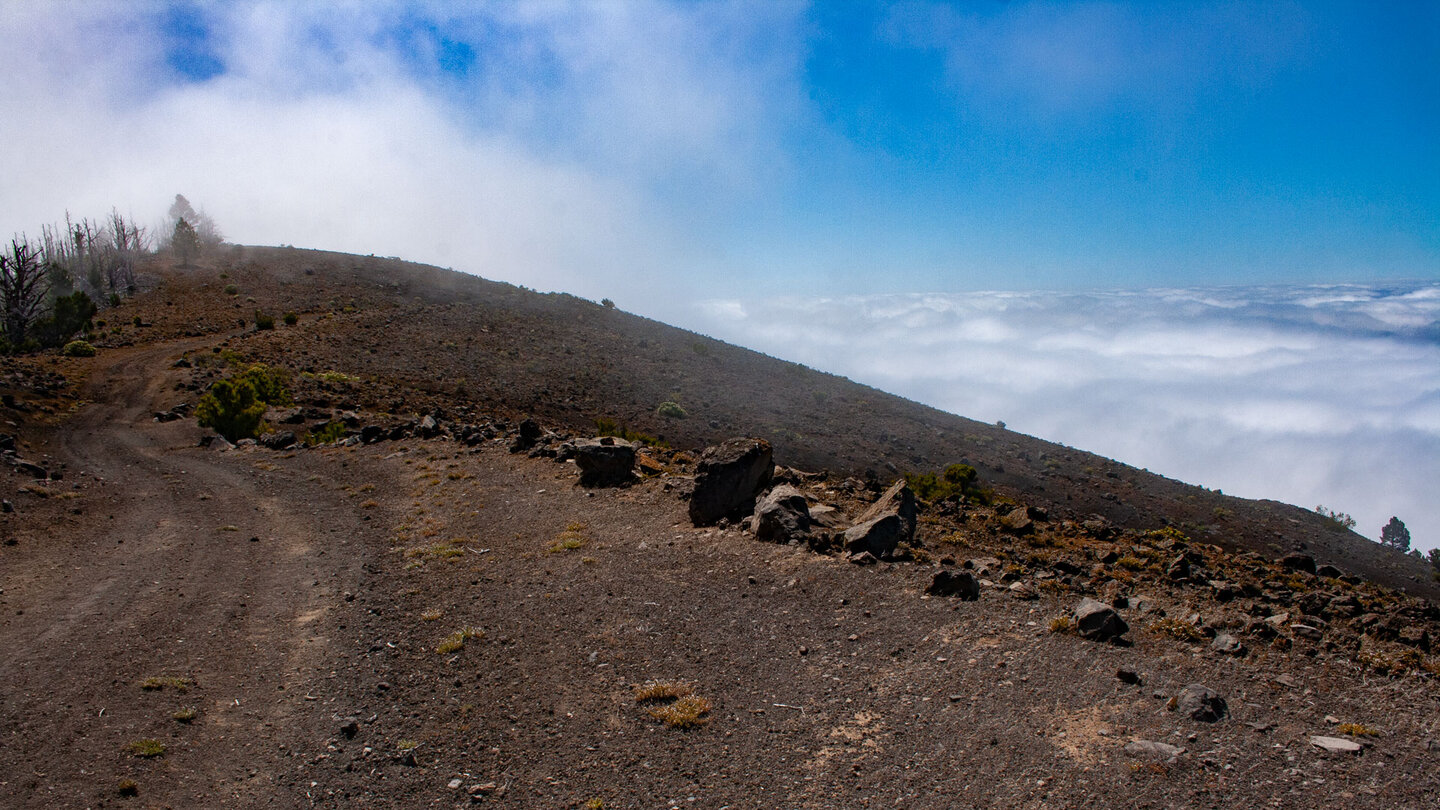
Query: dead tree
0 238 50 347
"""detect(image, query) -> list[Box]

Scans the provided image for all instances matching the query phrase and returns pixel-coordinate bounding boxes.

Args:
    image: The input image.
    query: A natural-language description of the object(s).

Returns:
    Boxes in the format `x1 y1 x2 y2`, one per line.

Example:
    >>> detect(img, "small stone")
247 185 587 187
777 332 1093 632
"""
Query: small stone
1310 735 1362 753
848 551 878 566
1210 633 1245 656
448 778 463 790
1124 740 1184 764
1171 684 1228 723
340 720 359 738
1116 669 1142 685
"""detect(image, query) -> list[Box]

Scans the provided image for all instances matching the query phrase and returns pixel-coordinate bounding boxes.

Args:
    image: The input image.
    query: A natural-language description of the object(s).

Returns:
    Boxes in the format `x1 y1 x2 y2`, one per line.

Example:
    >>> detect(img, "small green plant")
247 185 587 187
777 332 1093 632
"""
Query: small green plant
173 708 198 723
223 284 238 295
254 310 275 330
117 779 139 797
656 401 688 419
600 298 615 309
905 463 986 504
305 421 346 446
593 417 668 448
1049 616 1073 634
436 626 484 654
61 340 96 357
584 799 607 810
282 311 298 326
139 676 192 692
127 739 166 758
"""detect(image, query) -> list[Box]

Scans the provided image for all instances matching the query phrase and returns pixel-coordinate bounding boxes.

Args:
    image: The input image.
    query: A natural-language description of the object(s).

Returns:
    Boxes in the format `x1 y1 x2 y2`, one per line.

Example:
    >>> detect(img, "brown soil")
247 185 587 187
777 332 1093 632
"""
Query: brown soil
1 251 1437 808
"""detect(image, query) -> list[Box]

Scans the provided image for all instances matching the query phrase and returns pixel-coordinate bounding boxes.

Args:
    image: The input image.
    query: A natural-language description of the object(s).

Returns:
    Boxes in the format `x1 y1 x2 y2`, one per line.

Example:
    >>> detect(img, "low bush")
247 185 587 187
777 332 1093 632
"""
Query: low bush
282 311 298 325
254 310 275 330
223 284 238 295
196 364 291 442
656 401 687 419
906 463 987 504
61 340 96 357
594 417 668 448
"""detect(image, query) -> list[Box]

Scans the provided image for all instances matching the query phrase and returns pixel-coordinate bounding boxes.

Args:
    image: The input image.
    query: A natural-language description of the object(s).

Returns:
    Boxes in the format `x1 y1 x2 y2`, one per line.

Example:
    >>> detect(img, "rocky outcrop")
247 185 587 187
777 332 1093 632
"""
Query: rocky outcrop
853 480 917 542
752 485 811 544
573 438 636 487
843 514 905 559
689 438 773 526
509 418 544 453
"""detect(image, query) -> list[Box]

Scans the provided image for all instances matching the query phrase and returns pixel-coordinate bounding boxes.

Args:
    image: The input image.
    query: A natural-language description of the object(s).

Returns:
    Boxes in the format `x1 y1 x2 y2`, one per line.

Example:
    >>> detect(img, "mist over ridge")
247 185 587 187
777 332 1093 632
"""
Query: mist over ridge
684 279 1440 553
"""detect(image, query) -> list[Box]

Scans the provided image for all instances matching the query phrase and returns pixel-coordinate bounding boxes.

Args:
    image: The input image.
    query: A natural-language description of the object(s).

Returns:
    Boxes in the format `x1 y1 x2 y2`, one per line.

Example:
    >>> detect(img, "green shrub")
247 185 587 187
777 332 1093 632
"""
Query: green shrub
196 364 291 441
305 421 346 446
61 340 96 357
32 292 98 348
594 417 668 448
906 463 986 504
224 284 238 296
282 311 298 326
254 310 275 330
656 401 687 419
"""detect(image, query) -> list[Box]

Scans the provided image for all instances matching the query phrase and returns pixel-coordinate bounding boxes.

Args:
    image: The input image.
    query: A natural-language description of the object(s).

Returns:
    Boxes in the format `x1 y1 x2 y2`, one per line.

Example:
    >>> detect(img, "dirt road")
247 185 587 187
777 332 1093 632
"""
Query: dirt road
0 339 379 807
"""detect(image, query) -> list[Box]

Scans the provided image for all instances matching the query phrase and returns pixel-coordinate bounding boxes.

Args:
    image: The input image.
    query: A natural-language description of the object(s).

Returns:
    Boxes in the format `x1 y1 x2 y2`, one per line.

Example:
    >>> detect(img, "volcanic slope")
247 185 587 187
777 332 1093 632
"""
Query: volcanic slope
0 248 1436 809
118 246 1434 597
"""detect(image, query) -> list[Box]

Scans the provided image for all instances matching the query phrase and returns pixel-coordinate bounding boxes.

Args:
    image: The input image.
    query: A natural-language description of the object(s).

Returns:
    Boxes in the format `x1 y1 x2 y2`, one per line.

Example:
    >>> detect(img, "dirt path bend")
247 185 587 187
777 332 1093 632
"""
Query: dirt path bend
0 338 383 808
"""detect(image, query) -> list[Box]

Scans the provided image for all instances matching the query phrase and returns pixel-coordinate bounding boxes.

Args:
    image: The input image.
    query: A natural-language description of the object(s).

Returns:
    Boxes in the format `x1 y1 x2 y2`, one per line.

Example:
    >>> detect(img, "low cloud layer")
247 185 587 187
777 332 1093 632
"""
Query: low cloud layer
687 282 1440 552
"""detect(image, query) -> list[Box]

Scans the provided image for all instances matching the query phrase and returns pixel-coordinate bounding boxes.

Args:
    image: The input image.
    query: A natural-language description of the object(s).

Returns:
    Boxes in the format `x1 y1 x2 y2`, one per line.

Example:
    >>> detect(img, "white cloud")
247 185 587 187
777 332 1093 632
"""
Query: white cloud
686 282 1440 552
0 1 806 306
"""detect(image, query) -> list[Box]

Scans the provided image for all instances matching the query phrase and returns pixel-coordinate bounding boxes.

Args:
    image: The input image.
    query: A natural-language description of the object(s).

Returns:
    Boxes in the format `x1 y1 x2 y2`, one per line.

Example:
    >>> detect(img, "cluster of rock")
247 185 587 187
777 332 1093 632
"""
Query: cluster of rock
0 433 58 481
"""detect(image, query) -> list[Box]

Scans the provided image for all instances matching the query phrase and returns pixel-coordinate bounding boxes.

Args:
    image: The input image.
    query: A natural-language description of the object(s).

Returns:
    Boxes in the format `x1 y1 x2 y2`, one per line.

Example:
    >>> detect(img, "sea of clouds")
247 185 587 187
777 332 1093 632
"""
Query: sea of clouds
687 281 1440 552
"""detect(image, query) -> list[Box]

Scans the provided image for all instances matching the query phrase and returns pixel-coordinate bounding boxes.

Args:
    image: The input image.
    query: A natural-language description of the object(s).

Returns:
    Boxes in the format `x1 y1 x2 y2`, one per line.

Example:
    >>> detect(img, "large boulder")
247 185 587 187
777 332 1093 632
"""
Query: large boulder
1280 552 1316 574
843 514 905 559
573 438 636 487
1074 597 1129 642
854 480 918 542
752 485 811 544
689 438 773 526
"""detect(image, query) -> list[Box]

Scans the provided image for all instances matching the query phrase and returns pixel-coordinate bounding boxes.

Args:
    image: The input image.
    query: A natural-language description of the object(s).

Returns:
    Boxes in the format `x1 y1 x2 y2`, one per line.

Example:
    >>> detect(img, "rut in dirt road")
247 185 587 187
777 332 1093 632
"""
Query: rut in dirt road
0 339 382 808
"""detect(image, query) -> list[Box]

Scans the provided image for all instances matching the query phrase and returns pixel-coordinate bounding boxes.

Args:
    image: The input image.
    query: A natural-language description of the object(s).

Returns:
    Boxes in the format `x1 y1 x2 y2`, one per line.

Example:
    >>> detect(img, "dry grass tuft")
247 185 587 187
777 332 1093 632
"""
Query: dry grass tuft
139 676 192 692
649 695 712 728
436 626 484 654
1048 616 1073 634
545 522 590 554
1148 618 1206 643
634 680 711 728
1338 723 1379 737
126 739 166 758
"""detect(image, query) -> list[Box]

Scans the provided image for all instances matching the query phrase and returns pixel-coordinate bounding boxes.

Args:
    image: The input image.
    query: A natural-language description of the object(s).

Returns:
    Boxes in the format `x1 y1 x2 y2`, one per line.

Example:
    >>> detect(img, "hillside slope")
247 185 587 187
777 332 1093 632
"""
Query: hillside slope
118 246 1436 599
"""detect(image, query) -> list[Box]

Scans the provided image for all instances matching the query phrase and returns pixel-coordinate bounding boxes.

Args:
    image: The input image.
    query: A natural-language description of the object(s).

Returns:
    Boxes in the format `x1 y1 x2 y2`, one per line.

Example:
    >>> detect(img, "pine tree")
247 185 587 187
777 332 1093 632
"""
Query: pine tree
1380 516 1410 552
172 217 201 268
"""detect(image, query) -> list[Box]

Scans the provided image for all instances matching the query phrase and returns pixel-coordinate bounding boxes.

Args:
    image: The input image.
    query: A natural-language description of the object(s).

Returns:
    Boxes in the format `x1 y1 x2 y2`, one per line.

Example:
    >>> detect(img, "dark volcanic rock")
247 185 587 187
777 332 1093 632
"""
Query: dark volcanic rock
1074 597 1128 642
1171 684 1228 722
752 485 811 544
509 418 543 453
843 514 905 559
260 431 298 450
926 570 980 600
689 438 773 526
573 438 636 488
1281 552 1316 574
